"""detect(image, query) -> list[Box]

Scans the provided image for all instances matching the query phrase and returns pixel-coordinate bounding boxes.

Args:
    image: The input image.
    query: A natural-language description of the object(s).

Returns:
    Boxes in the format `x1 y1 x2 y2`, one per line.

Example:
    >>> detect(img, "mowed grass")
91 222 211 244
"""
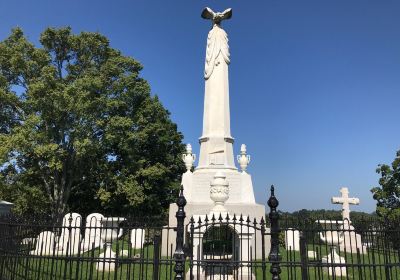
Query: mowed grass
1 241 399 279
0 239 177 280
274 245 400 280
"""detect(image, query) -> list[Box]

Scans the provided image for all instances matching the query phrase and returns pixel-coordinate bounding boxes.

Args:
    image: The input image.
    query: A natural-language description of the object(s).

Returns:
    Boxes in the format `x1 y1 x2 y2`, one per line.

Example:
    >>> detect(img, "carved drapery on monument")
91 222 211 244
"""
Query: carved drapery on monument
203 8 231 79
198 7 235 170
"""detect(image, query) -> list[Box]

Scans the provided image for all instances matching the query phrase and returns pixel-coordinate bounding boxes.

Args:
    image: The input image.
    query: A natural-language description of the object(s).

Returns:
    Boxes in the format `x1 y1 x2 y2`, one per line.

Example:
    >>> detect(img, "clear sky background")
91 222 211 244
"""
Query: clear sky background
1 1 399 213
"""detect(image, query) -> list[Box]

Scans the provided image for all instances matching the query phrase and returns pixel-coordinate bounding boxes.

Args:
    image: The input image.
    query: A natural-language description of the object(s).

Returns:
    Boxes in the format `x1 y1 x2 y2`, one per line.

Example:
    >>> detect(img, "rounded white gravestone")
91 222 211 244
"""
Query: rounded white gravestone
96 217 125 272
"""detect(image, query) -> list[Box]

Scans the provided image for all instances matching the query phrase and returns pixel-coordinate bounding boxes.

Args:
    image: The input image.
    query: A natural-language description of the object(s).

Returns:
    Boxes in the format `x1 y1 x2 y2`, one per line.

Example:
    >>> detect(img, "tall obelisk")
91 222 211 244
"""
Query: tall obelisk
163 7 267 257
179 7 260 206
197 7 236 170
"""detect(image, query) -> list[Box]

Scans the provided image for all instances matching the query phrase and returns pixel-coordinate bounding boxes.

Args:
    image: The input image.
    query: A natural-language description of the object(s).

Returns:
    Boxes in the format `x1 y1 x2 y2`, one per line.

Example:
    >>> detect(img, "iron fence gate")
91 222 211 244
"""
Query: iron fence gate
175 186 281 280
186 214 269 279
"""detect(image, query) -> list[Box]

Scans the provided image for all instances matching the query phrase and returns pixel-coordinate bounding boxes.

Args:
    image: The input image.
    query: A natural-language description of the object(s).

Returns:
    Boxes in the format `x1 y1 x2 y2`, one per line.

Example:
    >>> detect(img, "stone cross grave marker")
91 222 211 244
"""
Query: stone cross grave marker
331 187 360 222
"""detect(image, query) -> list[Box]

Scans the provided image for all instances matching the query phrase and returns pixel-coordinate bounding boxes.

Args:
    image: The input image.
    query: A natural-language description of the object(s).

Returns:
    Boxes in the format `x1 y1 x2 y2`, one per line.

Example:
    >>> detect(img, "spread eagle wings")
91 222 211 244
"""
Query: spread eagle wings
201 7 232 21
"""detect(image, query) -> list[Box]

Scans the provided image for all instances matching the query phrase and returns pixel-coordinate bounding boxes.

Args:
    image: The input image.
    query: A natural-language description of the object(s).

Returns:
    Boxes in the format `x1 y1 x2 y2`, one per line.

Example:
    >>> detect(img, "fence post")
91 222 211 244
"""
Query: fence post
153 233 160 280
260 217 267 280
383 220 391 279
174 186 187 280
299 232 309 280
268 185 281 280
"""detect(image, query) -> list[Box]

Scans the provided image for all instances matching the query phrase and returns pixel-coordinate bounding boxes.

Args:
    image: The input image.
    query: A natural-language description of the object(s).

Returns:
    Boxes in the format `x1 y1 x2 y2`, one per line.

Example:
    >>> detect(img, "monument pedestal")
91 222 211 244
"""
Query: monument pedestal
340 222 367 254
183 169 257 204
162 202 269 257
183 213 257 280
163 167 267 258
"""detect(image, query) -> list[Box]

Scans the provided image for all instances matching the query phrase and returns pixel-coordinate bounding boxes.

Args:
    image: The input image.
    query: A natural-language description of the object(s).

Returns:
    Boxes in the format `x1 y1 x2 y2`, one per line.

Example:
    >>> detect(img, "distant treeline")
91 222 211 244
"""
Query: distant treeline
277 209 378 233
279 209 376 221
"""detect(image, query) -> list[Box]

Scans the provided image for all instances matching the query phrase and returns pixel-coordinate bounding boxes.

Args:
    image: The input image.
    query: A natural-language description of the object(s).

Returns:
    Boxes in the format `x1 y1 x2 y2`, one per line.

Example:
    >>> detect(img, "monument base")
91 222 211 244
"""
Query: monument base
182 169 256 205
162 202 269 257
322 248 347 277
340 223 367 254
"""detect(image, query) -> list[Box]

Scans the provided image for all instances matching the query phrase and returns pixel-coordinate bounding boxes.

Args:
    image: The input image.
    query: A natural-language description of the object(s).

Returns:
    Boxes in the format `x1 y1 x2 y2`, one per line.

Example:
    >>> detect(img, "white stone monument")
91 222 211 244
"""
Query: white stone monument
318 220 347 277
30 231 56 256
30 213 83 256
187 171 256 280
285 228 300 251
165 6 266 257
96 217 126 272
331 187 366 254
81 213 104 252
56 213 82 255
332 187 360 222
130 228 145 249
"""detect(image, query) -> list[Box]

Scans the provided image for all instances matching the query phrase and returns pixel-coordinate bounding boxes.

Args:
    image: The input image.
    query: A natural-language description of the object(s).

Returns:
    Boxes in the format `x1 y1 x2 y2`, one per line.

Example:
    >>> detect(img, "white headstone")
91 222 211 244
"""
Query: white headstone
96 247 116 271
30 231 56 256
130 228 145 249
307 251 317 259
81 213 104 252
57 213 82 255
285 229 300 251
318 220 347 277
96 217 125 272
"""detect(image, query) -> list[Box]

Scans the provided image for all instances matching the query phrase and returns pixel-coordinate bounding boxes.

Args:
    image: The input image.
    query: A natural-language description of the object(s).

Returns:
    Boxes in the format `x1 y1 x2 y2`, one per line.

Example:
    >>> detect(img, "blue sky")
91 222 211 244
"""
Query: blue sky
1 1 399 213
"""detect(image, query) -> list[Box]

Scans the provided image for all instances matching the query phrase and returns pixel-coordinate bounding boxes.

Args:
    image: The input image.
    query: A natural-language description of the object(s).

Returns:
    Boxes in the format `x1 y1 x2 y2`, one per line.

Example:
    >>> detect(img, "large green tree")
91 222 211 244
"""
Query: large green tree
371 150 400 221
0 27 185 220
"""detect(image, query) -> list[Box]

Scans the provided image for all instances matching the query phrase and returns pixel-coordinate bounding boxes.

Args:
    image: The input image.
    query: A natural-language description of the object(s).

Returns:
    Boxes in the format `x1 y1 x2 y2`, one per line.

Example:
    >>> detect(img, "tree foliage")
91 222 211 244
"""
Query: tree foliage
371 150 400 221
0 27 185 220
280 209 375 223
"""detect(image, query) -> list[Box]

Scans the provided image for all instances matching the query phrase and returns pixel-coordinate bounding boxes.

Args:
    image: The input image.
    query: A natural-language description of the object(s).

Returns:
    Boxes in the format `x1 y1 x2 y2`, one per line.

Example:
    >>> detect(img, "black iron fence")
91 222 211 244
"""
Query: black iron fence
0 186 399 279
280 216 400 279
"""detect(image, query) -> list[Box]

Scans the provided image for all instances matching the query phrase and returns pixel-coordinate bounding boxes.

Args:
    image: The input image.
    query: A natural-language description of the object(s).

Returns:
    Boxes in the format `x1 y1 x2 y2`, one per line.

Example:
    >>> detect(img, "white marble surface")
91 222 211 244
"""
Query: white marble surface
57 213 82 255
197 6 234 170
332 187 360 221
166 7 266 260
81 213 104 252
285 228 300 251
130 228 145 249
30 231 55 256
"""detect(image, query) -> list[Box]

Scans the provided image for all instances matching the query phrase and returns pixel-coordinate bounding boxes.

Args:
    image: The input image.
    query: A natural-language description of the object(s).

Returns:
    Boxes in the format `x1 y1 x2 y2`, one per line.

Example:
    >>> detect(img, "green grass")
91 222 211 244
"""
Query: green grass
0 240 174 280
273 245 400 280
1 242 399 279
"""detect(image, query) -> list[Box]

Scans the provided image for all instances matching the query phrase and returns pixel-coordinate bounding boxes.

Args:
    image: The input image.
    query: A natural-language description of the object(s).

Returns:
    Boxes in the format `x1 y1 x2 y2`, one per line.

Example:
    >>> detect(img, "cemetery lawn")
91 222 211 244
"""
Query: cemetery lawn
268 246 400 279
2 241 399 279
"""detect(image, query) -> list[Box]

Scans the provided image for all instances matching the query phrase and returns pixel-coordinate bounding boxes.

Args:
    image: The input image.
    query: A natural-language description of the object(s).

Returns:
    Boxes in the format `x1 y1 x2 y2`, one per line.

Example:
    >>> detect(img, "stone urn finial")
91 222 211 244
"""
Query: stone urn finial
210 171 229 213
237 144 251 172
182 143 196 172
